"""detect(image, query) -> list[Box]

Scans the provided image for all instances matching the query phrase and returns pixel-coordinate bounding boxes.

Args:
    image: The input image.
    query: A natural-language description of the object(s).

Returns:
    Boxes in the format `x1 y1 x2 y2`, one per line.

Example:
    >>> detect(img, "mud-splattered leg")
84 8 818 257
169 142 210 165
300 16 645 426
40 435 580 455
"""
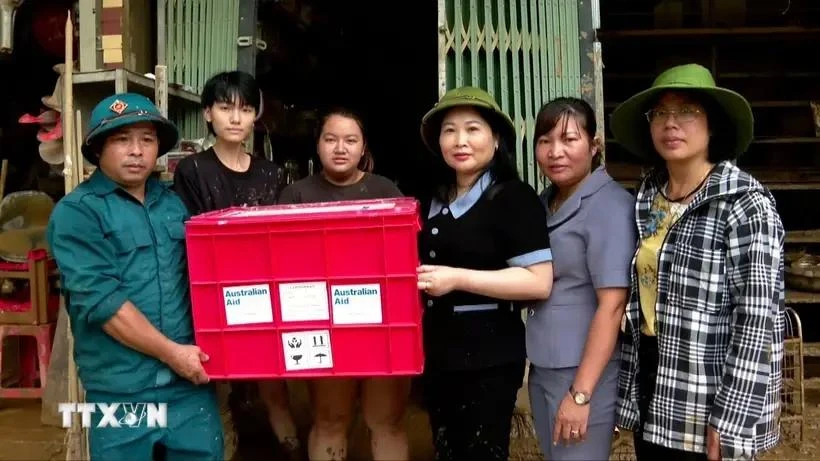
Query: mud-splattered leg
258 380 303 460
362 377 411 460
307 378 357 461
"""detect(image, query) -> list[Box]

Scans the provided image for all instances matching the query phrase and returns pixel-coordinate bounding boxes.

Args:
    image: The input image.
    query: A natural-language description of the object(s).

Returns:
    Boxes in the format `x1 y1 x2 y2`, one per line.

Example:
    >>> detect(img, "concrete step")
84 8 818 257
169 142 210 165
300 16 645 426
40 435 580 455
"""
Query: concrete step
0 400 66 461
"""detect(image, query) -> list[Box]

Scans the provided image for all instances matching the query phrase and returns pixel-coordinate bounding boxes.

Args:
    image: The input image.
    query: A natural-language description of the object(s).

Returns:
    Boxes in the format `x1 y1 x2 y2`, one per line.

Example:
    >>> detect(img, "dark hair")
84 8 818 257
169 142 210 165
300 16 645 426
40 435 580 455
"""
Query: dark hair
643 90 736 166
201 71 261 135
427 106 520 203
533 97 602 170
315 107 374 173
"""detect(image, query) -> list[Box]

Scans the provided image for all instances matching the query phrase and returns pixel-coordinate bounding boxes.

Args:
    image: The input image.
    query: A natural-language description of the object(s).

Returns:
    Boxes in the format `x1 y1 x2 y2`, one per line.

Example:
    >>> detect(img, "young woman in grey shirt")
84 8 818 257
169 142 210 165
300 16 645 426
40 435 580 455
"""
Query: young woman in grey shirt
277 108 409 461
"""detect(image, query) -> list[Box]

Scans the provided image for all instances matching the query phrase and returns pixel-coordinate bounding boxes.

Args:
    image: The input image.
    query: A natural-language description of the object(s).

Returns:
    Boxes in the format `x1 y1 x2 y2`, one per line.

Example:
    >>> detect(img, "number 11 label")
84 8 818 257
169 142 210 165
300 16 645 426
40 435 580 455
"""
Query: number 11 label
281 330 333 371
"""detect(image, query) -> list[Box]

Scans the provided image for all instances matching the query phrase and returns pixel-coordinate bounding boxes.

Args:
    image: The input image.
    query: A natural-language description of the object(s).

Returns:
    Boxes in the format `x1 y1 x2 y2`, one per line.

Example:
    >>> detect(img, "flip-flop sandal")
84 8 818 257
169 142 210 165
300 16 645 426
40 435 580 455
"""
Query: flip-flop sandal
18 110 59 125
36 123 62 142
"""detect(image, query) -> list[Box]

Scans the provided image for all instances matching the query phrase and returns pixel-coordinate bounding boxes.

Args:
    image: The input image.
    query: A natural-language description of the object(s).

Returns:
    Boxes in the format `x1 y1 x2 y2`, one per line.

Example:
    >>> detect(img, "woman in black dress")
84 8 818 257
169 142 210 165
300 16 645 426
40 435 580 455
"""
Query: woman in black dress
416 86 554 461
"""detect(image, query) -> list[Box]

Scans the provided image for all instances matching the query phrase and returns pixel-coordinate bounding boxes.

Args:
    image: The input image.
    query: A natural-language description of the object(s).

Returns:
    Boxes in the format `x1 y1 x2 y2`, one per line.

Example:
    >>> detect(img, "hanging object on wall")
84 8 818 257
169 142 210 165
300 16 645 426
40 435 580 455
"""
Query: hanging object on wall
36 122 62 142
39 139 64 166
19 109 59 125
22 110 65 165
32 3 76 58
42 64 65 112
19 94 65 166
0 0 23 54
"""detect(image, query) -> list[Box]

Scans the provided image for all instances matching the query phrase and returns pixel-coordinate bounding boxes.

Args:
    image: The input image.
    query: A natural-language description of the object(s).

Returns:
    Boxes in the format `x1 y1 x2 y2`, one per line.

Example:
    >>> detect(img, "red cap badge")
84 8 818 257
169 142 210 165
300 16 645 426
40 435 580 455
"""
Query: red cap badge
109 99 128 115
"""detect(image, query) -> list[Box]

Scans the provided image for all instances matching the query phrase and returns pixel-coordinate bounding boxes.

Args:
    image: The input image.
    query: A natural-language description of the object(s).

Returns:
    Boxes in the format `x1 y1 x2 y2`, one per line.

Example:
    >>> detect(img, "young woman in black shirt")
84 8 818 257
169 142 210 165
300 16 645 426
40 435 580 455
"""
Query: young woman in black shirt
416 87 554 461
172 71 299 460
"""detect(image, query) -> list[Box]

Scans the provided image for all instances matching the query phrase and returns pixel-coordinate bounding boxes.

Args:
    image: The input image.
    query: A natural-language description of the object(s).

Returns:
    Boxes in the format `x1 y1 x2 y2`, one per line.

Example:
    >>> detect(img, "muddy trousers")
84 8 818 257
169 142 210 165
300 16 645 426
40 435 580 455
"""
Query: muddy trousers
422 361 525 461
86 382 224 461
634 334 706 461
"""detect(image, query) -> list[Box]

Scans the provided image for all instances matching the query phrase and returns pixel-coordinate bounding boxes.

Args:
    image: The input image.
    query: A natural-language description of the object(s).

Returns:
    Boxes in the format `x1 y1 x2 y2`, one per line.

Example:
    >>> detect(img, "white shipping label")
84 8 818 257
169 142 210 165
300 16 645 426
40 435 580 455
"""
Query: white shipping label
331 284 383 325
223 284 274 325
281 330 333 371
278 281 330 322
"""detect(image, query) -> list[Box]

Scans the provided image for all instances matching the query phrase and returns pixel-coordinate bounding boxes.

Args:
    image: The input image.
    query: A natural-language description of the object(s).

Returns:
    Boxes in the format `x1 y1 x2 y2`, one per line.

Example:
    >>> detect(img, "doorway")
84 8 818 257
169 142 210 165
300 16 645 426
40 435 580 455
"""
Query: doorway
253 0 440 200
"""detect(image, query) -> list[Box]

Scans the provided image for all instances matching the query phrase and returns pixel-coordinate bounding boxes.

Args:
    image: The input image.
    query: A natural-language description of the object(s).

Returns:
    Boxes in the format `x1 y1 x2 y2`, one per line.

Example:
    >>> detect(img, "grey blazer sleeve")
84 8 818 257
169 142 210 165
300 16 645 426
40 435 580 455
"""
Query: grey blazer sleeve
583 186 637 289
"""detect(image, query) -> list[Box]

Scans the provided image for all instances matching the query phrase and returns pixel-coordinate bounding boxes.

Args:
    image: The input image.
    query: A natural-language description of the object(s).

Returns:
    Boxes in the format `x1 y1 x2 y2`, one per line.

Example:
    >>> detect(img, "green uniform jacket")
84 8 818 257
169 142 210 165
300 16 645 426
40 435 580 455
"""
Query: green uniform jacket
47 170 194 394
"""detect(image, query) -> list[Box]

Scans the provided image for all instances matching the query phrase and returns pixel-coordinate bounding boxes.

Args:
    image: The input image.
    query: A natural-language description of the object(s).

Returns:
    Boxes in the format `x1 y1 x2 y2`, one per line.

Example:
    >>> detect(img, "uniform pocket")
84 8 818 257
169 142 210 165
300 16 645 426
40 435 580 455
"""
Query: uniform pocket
108 228 153 253
164 221 186 241
107 228 154 276
161 221 188 268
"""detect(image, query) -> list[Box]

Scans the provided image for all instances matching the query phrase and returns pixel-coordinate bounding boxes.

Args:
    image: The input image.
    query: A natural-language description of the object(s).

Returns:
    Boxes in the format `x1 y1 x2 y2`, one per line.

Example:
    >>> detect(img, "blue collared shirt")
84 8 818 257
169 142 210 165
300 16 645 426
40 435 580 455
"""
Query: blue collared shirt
428 170 494 219
427 171 552 266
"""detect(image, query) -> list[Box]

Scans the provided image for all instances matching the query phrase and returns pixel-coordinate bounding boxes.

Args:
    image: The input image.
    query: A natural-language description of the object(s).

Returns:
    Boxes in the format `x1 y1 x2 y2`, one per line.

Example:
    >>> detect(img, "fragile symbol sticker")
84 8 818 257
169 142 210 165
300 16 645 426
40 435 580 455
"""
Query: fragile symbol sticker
281 330 333 371
331 284 383 325
223 284 273 325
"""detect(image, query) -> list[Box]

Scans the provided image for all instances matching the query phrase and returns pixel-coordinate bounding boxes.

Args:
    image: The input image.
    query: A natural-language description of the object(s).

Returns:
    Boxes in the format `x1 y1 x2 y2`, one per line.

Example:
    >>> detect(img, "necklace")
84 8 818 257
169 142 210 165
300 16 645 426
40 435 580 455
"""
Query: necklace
214 148 248 172
661 165 714 203
548 176 588 214
549 198 562 214
549 193 567 214
453 176 481 201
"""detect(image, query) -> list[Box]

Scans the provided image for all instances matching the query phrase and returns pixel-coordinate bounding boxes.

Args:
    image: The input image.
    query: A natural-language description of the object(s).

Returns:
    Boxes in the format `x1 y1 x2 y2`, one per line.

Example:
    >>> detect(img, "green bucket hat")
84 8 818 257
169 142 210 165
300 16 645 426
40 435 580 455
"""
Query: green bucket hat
82 93 179 166
420 86 516 154
609 63 754 159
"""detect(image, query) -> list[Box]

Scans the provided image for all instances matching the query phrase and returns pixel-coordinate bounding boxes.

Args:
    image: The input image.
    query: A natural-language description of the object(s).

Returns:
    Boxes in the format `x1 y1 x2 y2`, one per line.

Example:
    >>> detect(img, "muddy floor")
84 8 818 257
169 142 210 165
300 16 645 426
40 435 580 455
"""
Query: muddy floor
604 386 820 461
1 385 818 461
0 399 65 461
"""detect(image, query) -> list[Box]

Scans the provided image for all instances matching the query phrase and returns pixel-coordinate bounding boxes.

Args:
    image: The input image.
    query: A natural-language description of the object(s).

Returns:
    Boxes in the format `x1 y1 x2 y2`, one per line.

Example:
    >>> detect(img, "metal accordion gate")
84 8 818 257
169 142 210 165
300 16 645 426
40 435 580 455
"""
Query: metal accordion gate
437 0 599 190
158 0 242 140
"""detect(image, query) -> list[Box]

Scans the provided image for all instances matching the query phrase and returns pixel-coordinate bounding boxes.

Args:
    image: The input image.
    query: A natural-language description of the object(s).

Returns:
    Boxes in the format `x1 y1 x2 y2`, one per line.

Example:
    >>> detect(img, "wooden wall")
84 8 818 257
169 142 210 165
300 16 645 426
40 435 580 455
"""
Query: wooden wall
99 0 154 73
599 0 820 340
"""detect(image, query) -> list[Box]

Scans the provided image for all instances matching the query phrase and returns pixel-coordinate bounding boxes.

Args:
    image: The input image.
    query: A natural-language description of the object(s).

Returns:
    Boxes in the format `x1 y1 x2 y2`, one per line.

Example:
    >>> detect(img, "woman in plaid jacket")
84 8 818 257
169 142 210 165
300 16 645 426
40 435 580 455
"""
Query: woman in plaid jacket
610 63 786 461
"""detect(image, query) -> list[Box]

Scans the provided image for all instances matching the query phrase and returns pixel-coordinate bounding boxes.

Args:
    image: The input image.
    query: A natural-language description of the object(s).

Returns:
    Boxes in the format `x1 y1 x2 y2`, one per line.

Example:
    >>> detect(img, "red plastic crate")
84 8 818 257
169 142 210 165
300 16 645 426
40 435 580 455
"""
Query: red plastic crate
184 198 424 379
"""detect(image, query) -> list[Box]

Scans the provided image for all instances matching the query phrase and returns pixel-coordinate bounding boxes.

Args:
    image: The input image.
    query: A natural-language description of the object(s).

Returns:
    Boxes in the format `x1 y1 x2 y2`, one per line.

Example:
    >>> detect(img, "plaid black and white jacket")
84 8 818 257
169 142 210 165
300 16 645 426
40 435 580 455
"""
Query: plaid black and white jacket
616 161 785 460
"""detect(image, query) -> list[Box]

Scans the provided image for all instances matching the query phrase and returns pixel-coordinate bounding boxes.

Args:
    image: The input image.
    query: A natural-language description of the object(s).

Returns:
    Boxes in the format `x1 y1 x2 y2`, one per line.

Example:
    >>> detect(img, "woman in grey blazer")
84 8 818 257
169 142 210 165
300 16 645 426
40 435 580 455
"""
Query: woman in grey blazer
527 97 637 460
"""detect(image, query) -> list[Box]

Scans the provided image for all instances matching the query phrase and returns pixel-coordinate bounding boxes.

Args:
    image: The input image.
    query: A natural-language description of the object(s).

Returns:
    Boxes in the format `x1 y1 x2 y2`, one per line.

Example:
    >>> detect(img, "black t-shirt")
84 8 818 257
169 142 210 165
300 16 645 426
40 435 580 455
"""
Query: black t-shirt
278 172 403 204
419 178 551 371
173 148 283 215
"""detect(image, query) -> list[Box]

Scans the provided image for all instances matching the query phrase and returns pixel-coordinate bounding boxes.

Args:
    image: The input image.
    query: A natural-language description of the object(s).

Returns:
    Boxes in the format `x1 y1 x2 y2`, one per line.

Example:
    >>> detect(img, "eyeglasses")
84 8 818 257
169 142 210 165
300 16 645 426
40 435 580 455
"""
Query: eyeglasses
644 107 703 124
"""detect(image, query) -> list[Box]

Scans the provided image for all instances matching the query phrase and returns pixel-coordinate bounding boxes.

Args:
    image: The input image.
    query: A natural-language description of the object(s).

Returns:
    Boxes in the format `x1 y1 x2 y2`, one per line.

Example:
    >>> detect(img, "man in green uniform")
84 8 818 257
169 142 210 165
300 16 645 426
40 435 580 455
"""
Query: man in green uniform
47 93 224 460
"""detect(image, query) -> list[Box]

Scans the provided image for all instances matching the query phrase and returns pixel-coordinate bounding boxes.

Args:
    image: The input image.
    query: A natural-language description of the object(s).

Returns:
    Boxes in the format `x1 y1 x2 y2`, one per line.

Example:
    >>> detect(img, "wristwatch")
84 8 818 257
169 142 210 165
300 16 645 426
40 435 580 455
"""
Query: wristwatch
569 385 591 405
